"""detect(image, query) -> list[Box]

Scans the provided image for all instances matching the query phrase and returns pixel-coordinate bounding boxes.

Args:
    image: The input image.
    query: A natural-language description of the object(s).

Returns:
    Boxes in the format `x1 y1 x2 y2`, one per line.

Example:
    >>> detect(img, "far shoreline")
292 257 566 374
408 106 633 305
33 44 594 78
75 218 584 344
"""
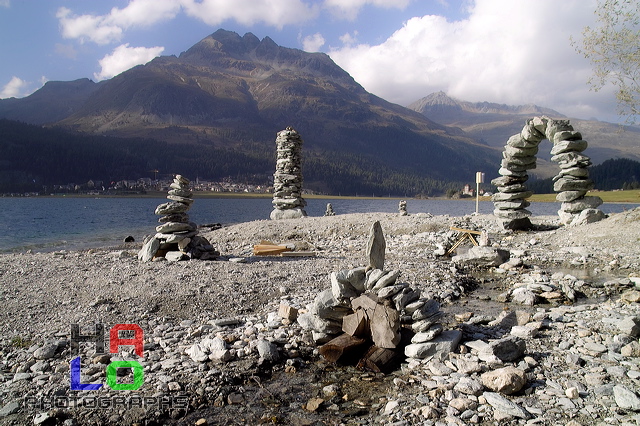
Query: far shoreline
5 189 640 204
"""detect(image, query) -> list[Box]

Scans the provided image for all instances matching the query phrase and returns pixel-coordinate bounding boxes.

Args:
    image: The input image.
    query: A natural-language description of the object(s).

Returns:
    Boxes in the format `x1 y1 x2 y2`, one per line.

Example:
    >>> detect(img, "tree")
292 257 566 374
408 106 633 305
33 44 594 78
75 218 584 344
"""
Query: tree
573 0 640 124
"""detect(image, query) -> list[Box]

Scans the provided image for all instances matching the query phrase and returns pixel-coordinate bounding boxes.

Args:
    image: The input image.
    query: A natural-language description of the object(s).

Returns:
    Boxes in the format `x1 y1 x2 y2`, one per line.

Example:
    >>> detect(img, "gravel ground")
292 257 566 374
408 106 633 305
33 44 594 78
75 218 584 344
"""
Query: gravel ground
0 208 639 425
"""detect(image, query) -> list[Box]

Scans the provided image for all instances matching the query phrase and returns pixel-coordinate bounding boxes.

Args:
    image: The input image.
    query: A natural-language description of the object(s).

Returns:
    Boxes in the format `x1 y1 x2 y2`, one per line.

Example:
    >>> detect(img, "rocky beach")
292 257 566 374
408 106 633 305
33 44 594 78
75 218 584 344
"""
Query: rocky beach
1 208 640 425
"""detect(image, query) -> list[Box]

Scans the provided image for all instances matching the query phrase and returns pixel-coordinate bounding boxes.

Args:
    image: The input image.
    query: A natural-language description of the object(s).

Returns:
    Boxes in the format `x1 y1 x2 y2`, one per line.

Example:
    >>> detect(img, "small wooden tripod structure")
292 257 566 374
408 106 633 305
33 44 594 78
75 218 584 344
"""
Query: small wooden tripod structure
446 226 482 256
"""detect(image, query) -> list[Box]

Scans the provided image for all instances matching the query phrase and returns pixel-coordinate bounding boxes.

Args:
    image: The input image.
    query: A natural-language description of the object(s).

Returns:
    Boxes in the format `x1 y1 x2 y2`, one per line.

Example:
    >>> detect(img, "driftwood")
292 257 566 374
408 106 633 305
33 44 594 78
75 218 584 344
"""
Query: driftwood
319 334 368 363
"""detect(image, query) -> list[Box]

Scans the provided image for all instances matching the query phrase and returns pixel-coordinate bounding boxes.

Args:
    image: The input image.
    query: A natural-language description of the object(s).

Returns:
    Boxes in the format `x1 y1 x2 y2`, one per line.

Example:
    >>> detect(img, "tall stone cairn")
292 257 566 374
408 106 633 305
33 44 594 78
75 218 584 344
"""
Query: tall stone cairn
138 174 219 261
270 127 307 220
491 116 603 229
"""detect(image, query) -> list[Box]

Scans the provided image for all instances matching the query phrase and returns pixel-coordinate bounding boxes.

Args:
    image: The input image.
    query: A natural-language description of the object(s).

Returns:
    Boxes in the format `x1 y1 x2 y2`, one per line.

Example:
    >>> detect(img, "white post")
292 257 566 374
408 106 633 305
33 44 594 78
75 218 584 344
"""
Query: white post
475 172 485 214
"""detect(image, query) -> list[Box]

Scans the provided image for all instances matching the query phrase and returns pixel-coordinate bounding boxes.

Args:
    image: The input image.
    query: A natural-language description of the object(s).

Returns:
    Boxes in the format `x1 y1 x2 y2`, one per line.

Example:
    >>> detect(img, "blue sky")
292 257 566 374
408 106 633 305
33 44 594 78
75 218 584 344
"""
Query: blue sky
0 0 621 123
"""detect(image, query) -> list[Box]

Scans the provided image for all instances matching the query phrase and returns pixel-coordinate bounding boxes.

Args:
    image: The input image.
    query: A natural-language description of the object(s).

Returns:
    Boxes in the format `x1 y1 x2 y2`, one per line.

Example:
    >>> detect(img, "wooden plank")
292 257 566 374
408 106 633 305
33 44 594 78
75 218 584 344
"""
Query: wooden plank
319 334 368 363
356 346 401 373
253 244 291 256
280 251 316 257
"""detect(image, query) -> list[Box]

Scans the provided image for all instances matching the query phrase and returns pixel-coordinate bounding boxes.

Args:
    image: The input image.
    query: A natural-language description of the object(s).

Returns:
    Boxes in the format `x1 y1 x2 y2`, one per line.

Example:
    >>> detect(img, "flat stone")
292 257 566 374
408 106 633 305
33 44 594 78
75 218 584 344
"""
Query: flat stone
613 385 640 411
404 330 462 360
494 200 531 210
553 178 594 192
491 175 528 187
550 139 588 155
270 208 307 220
138 237 160 262
155 201 189 215
483 392 530 419
366 221 386 270
452 246 510 267
500 159 537 172
497 183 528 193
493 209 532 220
481 336 526 362
33 344 57 360
156 222 196 233
257 339 280 362
561 196 603 213
556 190 588 202
551 152 592 168
504 145 539 157
491 191 533 202
506 134 539 148
558 166 590 178
498 167 527 178
618 316 640 337
501 217 533 231
331 271 359 301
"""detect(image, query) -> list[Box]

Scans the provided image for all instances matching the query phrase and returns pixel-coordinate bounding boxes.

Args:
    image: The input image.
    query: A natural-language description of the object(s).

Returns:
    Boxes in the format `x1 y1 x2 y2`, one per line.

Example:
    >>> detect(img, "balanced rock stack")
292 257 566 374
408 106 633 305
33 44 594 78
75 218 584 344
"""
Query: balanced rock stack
270 127 307 220
324 203 335 216
492 116 603 229
548 120 604 225
138 175 219 262
297 221 460 372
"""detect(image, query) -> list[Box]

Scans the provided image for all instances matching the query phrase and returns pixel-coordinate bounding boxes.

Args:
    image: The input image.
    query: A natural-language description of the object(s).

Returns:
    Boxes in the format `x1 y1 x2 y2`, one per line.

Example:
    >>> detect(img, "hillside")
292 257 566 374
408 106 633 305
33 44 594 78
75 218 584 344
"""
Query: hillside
408 92 640 178
0 30 500 196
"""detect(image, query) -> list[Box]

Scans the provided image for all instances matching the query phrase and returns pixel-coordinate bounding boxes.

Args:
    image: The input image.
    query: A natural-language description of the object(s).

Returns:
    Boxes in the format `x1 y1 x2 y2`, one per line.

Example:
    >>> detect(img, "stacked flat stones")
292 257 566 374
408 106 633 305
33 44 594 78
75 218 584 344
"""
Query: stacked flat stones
491 118 541 230
138 175 219 261
548 120 604 225
324 203 335 216
492 116 603 229
270 127 307 220
297 221 460 363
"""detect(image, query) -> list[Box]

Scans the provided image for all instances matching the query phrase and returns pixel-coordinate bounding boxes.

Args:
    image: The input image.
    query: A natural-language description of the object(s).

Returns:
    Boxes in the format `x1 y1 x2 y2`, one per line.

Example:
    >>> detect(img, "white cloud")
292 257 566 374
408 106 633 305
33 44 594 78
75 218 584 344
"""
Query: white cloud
339 31 359 46
57 0 181 45
302 33 325 52
181 0 318 28
0 0 10 8
323 0 411 20
94 44 164 80
328 0 616 120
0 76 28 98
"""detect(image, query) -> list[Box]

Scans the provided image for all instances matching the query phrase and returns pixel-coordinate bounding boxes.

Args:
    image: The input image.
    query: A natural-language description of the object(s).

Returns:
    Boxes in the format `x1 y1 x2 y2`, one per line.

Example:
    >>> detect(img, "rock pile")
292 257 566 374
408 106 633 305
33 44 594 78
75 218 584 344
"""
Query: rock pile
271 127 307 220
138 175 219 262
548 120 605 225
398 200 408 216
492 116 604 229
324 203 335 216
297 221 458 368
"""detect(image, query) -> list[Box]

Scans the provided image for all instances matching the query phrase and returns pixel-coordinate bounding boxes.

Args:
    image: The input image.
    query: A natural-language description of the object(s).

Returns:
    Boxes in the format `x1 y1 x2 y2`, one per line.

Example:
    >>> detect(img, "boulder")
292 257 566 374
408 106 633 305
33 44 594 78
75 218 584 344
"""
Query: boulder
481 366 527 394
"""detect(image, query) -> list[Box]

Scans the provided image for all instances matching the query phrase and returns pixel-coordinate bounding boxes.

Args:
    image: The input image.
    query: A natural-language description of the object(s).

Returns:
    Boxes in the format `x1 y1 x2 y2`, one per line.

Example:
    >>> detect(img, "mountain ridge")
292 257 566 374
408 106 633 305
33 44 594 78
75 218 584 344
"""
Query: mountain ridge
0 29 498 195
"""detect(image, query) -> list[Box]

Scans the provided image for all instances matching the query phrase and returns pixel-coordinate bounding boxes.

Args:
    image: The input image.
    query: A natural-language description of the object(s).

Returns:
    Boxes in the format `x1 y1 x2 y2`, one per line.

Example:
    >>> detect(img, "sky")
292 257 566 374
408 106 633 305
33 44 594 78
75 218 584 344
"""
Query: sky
0 0 622 123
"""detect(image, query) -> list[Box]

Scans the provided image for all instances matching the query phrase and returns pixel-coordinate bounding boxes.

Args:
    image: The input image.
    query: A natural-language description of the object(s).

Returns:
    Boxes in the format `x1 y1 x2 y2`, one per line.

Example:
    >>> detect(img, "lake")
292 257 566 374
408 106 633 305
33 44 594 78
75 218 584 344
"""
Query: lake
0 196 637 253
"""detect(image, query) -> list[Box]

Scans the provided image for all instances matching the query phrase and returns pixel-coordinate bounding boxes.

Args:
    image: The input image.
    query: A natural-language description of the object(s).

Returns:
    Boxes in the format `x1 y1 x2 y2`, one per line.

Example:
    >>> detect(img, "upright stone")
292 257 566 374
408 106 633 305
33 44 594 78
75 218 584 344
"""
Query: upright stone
366 221 386 271
270 127 307 220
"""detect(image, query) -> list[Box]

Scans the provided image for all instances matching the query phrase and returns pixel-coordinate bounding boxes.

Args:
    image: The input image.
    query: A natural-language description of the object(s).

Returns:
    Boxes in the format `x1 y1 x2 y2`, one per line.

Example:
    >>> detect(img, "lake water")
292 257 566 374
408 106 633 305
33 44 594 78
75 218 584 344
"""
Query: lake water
0 196 637 253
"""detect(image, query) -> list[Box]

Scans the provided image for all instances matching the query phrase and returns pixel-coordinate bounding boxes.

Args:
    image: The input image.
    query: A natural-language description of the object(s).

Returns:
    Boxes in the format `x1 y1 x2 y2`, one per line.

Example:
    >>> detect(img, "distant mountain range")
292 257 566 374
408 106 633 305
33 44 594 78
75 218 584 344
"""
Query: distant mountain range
1 29 638 194
408 92 640 178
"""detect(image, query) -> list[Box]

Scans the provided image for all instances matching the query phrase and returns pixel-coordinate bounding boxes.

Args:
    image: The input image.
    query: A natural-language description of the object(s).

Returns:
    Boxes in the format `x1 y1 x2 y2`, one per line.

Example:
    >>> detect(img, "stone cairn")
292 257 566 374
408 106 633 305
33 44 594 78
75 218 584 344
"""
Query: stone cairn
270 127 307 220
138 175 219 262
492 116 603 229
297 221 460 371
324 203 335 216
398 200 408 216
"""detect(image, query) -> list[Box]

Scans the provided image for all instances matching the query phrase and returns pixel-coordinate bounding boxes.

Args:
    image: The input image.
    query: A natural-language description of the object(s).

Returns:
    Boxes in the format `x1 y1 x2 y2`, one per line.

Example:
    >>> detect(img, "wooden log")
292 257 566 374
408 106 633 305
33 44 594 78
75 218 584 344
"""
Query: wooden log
319 333 368 363
356 345 402 373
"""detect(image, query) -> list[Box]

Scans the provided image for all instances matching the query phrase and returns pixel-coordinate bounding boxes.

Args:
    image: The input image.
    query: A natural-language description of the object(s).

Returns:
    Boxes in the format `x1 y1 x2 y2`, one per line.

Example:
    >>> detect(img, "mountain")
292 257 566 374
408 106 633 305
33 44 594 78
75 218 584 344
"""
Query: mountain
408 92 640 178
0 30 499 196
